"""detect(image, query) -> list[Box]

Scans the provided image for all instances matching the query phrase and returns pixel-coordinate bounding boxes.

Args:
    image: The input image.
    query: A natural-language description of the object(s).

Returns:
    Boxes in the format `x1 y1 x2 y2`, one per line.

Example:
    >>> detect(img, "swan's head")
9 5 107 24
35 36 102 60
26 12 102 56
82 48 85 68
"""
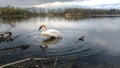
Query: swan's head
39 25 46 31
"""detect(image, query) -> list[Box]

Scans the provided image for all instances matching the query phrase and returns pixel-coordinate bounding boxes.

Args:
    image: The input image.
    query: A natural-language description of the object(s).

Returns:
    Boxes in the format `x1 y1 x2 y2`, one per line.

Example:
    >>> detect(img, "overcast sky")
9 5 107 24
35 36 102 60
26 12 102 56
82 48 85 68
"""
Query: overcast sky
0 0 120 9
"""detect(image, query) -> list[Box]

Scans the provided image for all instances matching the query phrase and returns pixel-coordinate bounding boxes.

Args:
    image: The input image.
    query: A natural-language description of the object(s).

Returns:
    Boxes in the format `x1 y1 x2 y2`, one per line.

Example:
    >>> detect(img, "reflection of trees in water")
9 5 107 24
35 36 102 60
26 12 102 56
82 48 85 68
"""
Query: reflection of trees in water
0 16 46 30
40 37 62 52
0 17 31 29
0 17 25 31
0 17 30 23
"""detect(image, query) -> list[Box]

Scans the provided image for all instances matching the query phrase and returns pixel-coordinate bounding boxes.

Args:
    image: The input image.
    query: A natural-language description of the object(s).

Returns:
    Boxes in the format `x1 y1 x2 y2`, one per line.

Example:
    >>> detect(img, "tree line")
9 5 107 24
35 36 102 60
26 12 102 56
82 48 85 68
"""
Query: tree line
1 6 120 18
0 6 31 17
31 8 120 18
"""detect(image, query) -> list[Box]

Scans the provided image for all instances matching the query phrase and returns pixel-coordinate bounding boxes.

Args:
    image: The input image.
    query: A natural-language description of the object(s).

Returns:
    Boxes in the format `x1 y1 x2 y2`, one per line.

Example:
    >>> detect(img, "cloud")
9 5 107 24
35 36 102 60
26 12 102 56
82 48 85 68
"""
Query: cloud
77 0 120 5
0 0 77 7
91 3 120 9
0 0 120 9
33 0 120 9
77 0 120 9
33 1 76 8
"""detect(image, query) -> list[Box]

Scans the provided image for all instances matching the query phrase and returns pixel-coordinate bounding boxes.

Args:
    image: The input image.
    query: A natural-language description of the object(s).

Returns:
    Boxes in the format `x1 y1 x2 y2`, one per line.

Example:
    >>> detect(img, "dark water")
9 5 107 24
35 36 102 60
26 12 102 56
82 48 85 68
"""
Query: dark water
0 17 120 68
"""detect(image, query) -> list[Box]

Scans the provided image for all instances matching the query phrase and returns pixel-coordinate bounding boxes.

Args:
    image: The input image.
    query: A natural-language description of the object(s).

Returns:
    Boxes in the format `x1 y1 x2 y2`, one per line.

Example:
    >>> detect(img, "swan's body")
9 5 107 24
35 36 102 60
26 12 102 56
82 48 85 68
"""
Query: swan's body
39 25 63 38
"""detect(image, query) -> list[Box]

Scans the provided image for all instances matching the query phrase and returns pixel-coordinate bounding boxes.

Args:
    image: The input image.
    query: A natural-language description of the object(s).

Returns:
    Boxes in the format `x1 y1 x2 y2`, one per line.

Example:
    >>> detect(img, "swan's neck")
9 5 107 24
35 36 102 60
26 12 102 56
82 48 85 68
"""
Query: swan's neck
41 28 47 32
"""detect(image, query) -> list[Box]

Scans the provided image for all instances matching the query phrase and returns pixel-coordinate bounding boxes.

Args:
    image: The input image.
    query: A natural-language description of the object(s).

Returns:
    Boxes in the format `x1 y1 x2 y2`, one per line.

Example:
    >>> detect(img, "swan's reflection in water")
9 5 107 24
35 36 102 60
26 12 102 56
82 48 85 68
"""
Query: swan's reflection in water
40 37 62 52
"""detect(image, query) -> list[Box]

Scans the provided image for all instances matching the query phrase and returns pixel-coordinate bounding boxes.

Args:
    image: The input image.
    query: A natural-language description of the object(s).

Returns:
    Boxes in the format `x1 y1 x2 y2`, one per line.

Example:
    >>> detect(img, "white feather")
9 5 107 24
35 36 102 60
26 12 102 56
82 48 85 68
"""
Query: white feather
41 28 63 38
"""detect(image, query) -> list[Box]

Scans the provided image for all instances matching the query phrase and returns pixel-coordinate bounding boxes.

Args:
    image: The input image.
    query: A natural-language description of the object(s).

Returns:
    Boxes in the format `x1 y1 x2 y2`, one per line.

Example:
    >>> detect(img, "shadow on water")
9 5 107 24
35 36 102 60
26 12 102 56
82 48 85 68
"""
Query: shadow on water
1 45 30 51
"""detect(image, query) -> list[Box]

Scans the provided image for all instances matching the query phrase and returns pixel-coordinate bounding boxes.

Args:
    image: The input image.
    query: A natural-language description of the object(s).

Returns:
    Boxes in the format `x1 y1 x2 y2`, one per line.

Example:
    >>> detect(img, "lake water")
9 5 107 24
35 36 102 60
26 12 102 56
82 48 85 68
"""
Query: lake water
0 17 120 68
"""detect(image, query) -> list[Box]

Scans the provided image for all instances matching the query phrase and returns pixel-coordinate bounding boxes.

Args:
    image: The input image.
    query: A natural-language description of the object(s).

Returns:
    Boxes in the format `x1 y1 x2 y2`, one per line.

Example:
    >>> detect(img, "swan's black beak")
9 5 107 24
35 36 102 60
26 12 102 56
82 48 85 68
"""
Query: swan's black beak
39 27 42 31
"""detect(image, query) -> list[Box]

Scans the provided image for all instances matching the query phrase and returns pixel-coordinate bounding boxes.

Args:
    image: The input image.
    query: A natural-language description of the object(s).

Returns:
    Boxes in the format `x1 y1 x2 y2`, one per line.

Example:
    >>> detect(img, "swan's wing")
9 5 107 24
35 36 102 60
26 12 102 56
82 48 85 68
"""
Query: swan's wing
41 29 63 37
45 29 61 34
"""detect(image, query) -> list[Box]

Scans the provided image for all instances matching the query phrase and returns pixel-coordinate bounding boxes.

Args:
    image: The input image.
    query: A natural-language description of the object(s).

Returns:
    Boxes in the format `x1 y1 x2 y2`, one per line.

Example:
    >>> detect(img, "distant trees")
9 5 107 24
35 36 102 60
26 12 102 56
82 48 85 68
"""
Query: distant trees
0 5 31 17
44 8 120 18
0 5 120 18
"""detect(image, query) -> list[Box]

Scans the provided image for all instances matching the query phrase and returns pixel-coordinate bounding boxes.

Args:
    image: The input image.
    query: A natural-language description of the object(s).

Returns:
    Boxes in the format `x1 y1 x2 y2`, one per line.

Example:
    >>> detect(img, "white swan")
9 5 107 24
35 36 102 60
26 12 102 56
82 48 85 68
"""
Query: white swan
39 25 63 38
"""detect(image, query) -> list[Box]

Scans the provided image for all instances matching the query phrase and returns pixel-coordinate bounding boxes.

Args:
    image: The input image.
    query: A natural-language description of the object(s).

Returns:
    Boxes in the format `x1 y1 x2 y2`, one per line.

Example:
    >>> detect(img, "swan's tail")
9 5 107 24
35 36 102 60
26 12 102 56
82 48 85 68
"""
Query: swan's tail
58 33 63 37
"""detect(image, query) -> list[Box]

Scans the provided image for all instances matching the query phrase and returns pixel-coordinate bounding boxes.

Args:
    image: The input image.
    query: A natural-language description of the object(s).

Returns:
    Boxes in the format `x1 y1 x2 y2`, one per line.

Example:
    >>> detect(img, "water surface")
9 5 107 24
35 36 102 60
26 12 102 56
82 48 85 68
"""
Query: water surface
0 17 120 68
